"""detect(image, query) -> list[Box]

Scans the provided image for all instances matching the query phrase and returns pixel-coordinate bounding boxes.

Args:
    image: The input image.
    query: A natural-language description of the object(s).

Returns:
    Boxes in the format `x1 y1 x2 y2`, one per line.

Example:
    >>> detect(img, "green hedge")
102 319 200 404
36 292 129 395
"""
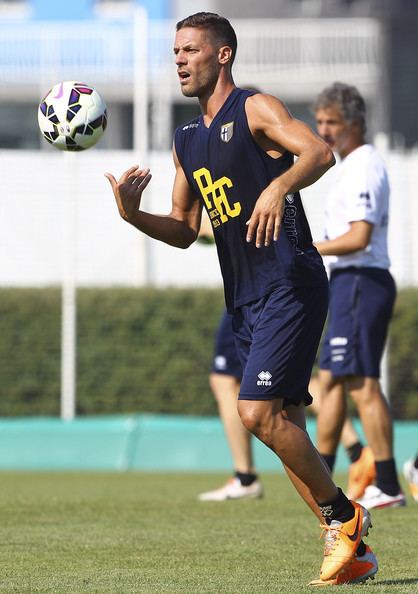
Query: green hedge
0 288 61 415
0 287 416 418
388 289 418 419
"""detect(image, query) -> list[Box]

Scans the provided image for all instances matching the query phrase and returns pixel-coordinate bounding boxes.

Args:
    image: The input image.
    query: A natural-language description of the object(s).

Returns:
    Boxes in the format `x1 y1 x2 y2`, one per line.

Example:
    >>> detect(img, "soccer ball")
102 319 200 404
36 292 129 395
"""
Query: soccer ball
38 81 108 151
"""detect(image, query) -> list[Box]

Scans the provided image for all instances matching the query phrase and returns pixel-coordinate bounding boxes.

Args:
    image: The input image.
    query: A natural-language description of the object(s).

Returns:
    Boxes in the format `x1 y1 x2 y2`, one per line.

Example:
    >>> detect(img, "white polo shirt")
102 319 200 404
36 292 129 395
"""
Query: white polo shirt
323 144 390 271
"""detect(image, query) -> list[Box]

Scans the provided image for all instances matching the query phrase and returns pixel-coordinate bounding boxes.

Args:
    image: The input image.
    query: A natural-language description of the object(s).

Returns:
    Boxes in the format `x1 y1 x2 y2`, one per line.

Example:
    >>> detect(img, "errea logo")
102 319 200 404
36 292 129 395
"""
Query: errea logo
182 122 199 131
319 504 333 518
257 371 272 386
330 337 348 346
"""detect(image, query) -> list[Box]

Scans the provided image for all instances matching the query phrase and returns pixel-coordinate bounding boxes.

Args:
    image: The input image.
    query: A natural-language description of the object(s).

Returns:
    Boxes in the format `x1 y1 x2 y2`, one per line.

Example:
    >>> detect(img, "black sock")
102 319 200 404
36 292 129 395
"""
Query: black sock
321 454 336 474
318 487 355 524
375 459 401 495
235 471 257 487
356 540 366 556
346 441 364 464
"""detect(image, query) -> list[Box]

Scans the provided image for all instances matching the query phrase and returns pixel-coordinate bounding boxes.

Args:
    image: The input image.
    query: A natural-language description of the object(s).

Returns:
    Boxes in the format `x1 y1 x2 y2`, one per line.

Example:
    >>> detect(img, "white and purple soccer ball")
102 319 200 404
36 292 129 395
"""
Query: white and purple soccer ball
38 81 108 151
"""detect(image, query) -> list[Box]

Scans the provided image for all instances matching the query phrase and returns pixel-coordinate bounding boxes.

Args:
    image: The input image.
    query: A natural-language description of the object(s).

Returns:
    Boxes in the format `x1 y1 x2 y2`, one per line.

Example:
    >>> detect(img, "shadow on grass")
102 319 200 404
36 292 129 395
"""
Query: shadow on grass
371 578 418 587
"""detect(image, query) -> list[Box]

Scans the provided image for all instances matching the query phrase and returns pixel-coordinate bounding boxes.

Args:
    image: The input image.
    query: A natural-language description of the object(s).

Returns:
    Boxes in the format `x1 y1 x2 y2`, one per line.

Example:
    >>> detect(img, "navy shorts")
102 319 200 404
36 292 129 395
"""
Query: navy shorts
233 284 328 407
211 311 242 379
319 267 396 378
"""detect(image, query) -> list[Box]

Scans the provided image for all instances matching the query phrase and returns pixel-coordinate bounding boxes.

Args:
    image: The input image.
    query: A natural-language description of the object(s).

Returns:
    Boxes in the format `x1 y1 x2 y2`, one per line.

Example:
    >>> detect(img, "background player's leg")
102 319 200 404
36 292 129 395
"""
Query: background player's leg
341 417 376 500
347 377 392 460
310 373 375 498
341 417 362 450
198 373 262 501
348 376 405 507
209 373 254 473
310 375 362 451
315 369 346 472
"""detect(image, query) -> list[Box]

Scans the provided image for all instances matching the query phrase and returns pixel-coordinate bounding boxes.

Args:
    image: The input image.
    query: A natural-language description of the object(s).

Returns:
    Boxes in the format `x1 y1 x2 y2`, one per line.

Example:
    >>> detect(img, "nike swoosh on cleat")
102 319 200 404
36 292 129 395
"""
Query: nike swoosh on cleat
347 514 361 542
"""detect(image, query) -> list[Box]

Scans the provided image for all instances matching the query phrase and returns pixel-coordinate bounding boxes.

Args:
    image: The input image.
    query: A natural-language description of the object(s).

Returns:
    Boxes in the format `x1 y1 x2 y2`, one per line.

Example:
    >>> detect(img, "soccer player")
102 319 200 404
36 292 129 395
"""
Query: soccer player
197 212 262 501
313 82 406 510
198 310 263 501
106 13 374 584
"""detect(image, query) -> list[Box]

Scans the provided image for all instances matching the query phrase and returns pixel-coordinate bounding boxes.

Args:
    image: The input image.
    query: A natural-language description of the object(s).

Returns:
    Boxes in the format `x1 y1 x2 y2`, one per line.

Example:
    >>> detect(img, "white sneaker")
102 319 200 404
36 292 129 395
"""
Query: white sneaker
357 484 406 510
403 458 418 501
198 477 263 501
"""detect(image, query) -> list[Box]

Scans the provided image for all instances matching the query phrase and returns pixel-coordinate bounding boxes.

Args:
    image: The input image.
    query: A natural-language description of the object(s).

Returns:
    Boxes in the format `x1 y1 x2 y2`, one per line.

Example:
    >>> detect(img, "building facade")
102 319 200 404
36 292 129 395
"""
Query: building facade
0 0 417 151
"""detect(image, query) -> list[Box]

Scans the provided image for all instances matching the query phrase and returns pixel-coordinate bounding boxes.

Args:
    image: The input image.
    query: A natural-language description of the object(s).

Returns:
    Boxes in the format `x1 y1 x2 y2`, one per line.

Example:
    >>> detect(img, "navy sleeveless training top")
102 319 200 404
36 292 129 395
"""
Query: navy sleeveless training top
174 88 327 311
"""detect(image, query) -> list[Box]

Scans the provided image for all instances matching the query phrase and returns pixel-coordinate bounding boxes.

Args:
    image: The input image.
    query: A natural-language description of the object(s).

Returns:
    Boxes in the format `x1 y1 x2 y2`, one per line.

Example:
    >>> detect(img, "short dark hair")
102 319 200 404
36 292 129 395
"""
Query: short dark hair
314 82 367 133
176 12 237 65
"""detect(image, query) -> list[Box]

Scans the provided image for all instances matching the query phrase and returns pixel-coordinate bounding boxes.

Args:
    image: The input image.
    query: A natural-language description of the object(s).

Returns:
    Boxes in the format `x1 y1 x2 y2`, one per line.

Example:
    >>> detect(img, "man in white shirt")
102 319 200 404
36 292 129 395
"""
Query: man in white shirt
314 82 406 510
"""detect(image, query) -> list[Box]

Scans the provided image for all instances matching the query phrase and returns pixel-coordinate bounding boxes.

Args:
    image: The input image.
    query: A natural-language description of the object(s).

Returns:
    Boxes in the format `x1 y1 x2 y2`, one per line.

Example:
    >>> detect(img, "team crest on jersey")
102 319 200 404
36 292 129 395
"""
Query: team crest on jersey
220 122 234 142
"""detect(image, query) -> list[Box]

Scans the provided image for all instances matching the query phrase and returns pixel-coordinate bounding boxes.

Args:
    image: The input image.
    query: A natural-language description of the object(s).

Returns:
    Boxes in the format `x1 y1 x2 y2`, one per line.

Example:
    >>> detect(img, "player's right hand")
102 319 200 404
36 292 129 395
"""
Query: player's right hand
105 165 152 222
246 186 284 248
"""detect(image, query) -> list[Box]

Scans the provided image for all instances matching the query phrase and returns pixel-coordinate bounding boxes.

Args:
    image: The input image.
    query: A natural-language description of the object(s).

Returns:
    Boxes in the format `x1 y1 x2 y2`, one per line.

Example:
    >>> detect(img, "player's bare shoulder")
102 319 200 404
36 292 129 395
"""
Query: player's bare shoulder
245 92 293 156
245 92 292 134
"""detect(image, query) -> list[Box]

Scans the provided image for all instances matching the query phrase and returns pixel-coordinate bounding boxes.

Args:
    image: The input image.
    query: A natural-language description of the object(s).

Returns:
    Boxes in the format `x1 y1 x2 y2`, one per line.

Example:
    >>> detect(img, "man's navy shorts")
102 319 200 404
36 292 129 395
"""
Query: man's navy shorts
233 283 328 407
211 310 242 379
319 267 396 378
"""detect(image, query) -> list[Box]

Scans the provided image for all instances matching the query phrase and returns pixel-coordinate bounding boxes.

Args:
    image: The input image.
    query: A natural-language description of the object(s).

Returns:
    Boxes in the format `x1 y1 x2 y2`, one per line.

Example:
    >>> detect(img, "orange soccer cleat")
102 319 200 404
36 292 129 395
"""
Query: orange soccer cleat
319 502 372 582
309 544 378 586
347 446 376 500
403 458 418 502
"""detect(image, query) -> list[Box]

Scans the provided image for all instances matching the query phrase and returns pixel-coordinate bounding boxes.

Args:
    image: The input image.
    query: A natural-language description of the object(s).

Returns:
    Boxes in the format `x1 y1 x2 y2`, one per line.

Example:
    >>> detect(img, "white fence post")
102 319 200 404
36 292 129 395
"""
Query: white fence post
60 152 77 421
133 6 150 285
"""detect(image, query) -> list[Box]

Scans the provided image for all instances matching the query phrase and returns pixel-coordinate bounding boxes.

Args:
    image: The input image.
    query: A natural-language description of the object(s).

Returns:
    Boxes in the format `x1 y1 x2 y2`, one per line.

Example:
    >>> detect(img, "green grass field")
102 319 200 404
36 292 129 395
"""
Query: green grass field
1 472 417 593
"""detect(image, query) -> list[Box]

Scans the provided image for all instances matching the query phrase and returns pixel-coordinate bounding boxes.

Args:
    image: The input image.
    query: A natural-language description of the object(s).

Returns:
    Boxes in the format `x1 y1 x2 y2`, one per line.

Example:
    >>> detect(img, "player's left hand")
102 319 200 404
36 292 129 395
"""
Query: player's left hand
246 187 285 248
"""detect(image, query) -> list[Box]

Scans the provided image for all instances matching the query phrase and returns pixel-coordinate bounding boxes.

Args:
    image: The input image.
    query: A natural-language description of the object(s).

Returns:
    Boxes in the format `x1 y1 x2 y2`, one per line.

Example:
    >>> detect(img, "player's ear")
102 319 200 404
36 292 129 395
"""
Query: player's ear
218 45 233 65
351 120 363 134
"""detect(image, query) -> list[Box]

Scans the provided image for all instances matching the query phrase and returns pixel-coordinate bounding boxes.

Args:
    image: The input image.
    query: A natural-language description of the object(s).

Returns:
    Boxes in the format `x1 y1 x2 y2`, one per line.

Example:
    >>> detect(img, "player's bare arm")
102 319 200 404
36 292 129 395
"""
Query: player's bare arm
105 148 202 249
315 220 373 256
245 93 335 247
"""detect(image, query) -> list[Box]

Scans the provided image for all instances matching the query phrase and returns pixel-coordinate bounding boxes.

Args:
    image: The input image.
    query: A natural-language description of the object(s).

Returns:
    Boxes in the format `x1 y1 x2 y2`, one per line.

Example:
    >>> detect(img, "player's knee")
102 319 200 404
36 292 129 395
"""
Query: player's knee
237 402 279 446
238 403 265 435
238 406 258 433
347 377 382 407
